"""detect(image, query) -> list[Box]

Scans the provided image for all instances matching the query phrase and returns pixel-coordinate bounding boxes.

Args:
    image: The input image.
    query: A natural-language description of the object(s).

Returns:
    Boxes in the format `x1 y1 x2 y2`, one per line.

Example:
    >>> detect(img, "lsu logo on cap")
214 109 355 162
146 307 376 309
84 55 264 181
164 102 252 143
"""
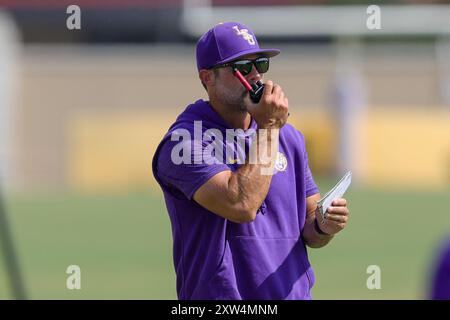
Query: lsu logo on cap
232 25 256 45
274 152 288 172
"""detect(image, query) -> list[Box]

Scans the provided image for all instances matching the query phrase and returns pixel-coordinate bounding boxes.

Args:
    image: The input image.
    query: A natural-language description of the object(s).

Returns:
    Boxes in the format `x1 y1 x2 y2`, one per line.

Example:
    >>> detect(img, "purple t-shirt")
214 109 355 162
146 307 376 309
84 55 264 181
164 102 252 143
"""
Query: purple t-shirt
431 237 450 299
152 99 319 300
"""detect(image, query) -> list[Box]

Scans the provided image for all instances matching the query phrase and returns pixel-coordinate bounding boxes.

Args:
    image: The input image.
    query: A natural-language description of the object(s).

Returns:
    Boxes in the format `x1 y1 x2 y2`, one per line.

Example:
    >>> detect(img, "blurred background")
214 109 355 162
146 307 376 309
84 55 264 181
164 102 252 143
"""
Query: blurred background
0 0 450 299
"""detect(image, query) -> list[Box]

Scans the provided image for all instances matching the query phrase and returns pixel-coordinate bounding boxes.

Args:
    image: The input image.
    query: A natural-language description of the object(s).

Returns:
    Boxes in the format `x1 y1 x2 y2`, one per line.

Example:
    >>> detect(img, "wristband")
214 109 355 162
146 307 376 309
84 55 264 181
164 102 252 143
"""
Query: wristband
314 218 332 236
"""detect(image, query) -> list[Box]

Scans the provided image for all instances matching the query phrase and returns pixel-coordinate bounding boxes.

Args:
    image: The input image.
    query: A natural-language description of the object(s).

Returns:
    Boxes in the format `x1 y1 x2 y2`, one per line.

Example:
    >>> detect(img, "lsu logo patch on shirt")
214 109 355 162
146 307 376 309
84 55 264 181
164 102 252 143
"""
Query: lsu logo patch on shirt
274 152 288 172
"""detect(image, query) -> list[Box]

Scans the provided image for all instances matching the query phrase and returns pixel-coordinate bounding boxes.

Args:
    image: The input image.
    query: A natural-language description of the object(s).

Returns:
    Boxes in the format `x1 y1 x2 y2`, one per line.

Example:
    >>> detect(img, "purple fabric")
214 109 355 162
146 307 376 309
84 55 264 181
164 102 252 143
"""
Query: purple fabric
152 99 319 300
431 236 450 300
196 22 280 70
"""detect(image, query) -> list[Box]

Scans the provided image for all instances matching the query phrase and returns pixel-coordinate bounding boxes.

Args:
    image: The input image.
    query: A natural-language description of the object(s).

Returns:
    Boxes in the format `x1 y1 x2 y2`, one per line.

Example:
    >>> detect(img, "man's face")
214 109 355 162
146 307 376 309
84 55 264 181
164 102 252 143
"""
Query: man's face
211 54 265 112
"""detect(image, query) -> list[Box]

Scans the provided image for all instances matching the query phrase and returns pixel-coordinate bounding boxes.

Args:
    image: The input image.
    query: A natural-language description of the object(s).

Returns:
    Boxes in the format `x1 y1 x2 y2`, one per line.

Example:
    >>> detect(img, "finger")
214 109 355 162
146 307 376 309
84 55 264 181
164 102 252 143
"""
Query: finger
327 206 349 216
325 213 348 223
272 84 282 99
262 80 273 99
332 198 347 206
338 222 347 230
279 90 285 104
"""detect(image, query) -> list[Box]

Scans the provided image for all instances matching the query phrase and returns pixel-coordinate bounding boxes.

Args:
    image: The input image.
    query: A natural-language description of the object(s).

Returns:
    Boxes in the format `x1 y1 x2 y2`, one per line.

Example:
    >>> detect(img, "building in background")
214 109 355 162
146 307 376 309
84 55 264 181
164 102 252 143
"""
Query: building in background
0 1 449 192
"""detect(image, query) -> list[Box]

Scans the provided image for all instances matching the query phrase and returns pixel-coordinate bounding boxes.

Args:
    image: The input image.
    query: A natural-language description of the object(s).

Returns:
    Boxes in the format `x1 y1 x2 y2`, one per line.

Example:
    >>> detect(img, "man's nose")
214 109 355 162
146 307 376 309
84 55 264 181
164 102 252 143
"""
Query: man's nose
247 65 262 83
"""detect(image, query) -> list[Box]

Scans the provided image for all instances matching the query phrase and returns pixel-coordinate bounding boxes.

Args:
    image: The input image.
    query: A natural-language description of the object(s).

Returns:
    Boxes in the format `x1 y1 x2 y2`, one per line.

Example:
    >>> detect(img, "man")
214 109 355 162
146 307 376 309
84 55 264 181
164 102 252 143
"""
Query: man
430 235 450 299
152 22 350 300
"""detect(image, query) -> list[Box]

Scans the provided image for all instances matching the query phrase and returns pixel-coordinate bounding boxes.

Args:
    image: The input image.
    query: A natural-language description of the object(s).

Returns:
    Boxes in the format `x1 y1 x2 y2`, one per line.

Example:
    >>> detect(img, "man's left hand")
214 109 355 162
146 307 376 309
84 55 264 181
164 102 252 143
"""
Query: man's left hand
316 198 349 236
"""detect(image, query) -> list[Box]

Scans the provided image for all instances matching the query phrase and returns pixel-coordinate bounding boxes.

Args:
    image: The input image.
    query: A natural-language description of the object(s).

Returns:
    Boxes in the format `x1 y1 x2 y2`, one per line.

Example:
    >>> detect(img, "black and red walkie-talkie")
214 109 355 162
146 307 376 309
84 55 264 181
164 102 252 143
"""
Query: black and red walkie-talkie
233 69 265 103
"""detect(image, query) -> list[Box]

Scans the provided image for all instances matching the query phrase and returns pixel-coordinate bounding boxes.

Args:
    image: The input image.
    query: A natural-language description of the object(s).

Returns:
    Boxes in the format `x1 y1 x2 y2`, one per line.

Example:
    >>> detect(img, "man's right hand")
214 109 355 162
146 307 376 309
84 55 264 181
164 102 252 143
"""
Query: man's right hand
245 80 289 130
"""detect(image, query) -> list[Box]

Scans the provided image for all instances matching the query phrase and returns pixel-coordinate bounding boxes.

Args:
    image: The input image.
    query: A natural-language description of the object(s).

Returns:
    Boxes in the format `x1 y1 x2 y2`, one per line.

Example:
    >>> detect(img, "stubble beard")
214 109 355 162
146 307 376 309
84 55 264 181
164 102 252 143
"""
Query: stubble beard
217 84 248 114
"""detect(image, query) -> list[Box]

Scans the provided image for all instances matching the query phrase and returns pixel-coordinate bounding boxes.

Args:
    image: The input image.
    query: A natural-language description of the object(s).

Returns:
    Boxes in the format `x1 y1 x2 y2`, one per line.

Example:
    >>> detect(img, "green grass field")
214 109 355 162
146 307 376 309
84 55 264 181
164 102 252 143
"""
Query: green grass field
1 180 450 299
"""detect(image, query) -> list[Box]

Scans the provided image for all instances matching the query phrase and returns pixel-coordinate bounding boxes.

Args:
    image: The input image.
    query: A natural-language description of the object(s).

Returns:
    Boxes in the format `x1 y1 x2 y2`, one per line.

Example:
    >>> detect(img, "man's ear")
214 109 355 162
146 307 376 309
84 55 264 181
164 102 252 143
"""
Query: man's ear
199 69 215 89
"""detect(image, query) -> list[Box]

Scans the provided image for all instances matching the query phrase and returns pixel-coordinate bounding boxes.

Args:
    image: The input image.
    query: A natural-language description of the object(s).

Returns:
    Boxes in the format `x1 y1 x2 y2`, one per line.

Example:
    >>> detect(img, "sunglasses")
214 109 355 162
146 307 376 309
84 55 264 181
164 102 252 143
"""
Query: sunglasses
214 57 270 76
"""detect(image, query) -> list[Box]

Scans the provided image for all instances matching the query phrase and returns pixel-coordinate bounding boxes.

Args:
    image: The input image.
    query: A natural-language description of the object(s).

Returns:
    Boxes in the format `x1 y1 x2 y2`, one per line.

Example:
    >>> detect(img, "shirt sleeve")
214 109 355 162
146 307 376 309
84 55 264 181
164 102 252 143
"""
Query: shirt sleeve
303 142 319 197
156 138 231 200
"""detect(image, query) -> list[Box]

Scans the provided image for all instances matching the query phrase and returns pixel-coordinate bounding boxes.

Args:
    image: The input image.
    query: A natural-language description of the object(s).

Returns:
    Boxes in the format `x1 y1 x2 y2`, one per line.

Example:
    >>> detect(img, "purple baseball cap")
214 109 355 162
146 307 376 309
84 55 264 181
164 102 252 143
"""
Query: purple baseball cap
196 22 280 71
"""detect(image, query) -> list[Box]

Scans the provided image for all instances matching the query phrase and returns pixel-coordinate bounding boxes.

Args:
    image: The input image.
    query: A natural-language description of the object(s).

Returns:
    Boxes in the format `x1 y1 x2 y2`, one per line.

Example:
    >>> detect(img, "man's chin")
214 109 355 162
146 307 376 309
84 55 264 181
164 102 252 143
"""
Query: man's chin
239 91 249 111
238 100 248 112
